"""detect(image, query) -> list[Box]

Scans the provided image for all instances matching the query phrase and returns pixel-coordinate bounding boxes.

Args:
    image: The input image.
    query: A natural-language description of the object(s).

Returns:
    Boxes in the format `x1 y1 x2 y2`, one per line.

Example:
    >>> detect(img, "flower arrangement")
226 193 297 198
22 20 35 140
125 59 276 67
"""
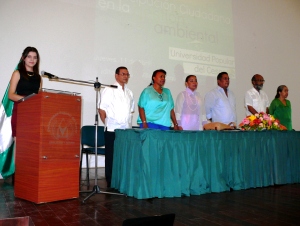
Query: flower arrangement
239 112 287 131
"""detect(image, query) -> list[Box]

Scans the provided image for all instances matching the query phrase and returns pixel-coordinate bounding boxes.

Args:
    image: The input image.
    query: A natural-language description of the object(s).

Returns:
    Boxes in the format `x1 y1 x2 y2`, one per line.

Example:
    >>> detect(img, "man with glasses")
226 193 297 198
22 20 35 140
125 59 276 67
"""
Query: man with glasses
98 66 134 188
244 74 269 116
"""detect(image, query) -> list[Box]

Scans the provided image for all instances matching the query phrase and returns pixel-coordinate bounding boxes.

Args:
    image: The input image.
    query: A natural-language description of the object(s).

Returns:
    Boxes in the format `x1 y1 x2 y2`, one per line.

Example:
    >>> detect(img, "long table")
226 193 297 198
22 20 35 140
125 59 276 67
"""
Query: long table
112 129 300 199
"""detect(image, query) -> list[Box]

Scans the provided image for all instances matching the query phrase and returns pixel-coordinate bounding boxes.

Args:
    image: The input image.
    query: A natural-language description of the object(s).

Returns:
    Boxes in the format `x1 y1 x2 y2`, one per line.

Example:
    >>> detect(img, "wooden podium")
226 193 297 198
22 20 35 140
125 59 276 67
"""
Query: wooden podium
14 91 81 203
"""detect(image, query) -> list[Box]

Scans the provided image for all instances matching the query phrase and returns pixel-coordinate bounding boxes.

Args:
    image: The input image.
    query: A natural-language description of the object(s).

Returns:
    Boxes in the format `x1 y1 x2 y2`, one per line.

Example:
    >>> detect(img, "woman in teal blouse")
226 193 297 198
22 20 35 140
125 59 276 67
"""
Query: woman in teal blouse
269 85 292 130
137 69 180 130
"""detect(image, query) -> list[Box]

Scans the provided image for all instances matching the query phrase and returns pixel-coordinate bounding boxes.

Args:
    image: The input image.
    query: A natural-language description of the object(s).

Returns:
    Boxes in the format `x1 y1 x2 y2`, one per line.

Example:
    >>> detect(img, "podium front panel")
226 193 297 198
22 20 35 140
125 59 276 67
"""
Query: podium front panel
15 92 81 203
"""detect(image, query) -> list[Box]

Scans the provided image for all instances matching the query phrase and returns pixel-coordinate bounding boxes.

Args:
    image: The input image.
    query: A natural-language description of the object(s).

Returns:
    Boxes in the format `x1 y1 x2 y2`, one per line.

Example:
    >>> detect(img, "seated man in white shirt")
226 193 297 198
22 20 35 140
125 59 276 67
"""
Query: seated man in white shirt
244 74 269 116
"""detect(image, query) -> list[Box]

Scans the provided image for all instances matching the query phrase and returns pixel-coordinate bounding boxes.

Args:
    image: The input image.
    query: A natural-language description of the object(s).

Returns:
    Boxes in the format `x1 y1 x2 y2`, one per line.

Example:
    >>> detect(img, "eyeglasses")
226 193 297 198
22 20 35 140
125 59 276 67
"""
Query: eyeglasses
255 80 265 82
118 73 130 77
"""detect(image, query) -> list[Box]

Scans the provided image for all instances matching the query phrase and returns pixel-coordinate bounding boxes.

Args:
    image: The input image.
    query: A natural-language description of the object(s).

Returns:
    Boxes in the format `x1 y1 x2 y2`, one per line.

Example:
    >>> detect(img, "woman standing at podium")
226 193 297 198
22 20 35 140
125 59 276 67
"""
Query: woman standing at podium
8 46 42 137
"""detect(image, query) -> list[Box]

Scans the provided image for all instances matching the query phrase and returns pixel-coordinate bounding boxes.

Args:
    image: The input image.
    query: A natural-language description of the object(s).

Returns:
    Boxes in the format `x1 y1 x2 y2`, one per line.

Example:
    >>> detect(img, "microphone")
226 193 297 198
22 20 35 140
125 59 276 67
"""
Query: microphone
94 77 100 89
41 71 58 79
94 77 117 88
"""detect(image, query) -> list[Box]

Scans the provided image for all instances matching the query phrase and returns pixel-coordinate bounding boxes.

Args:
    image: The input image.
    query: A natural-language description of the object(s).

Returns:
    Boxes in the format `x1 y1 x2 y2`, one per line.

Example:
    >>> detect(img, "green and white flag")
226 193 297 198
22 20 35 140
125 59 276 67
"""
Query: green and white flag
0 84 15 179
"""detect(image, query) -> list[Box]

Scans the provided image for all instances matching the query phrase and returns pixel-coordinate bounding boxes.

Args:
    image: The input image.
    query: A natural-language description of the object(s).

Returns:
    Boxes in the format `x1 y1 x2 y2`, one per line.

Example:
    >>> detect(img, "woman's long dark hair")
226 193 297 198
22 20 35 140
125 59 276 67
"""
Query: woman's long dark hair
17 46 40 79
275 85 286 98
148 69 166 86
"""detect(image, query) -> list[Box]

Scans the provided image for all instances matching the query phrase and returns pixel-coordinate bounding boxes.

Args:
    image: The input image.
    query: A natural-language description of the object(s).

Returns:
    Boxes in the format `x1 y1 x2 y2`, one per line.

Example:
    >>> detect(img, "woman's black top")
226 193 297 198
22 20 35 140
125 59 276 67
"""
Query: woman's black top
16 71 40 96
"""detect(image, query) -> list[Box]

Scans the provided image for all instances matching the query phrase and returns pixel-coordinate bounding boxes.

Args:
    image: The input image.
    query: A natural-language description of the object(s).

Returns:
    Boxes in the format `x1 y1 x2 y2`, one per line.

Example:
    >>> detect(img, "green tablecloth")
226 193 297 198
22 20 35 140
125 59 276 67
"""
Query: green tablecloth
112 129 300 199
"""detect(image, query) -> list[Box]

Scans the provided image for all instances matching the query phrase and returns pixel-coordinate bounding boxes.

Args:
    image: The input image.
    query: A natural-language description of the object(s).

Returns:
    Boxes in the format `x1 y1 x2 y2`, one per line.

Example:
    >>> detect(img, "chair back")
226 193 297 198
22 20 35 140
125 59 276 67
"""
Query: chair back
81 125 105 147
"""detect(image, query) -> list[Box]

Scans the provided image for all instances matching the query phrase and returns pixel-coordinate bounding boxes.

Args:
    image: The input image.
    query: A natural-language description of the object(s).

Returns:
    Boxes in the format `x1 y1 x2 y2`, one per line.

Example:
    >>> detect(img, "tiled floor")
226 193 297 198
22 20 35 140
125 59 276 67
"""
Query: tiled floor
1 168 300 226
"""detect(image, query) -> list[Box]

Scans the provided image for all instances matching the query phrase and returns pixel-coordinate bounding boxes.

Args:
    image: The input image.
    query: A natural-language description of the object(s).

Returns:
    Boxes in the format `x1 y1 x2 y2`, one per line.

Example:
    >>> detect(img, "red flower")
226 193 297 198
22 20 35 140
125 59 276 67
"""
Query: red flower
253 118 261 125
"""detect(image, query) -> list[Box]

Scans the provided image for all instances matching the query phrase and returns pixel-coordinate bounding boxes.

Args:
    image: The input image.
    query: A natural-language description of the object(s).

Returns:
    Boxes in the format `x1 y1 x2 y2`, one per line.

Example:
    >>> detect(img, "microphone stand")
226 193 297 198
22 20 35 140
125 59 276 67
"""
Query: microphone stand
43 75 118 88
82 78 123 203
43 75 123 203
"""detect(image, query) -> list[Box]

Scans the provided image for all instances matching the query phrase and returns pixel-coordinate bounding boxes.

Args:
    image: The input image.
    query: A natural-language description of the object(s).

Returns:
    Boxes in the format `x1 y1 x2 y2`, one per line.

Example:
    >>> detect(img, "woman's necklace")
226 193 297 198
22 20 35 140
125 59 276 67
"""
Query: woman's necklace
186 91 198 111
27 71 34 77
153 86 163 101
153 85 162 93
156 92 163 101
